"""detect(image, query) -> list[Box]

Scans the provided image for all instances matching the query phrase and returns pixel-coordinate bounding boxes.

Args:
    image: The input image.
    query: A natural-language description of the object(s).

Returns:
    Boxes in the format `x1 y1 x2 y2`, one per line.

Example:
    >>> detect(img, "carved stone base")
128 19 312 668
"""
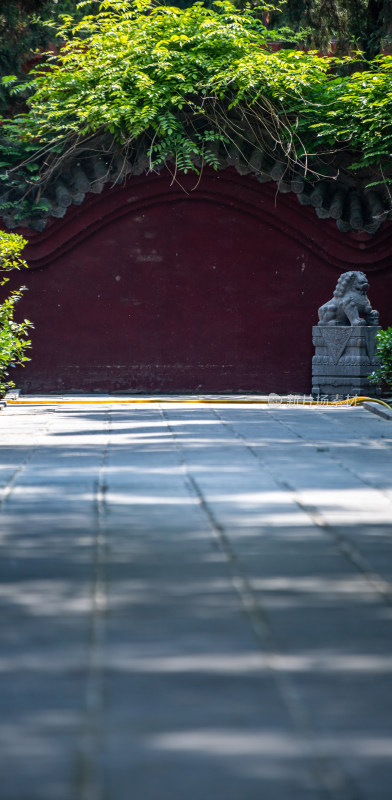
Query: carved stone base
312 325 381 398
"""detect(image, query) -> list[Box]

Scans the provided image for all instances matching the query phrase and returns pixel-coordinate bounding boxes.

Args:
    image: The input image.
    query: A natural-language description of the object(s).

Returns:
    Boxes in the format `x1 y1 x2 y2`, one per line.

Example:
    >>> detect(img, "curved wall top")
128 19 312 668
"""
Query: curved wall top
18 168 392 272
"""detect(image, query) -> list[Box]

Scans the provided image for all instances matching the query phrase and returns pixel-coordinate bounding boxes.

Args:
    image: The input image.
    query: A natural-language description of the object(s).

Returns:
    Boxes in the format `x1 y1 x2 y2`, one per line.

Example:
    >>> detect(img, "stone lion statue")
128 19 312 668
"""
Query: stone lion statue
318 271 379 326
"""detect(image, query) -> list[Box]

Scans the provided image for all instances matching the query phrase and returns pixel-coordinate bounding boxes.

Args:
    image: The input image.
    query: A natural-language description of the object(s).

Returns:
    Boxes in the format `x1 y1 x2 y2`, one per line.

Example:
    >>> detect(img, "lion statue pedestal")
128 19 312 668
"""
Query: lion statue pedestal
312 271 381 398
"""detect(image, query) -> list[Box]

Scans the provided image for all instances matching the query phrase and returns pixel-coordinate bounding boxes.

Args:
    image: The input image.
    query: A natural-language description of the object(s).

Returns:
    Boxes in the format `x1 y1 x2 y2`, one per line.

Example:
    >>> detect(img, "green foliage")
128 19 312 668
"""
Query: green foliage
0 232 33 396
370 327 392 392
0 0 392 211
294 54 392 172
0 2 336 184
3 1 300 147
0 231 29 271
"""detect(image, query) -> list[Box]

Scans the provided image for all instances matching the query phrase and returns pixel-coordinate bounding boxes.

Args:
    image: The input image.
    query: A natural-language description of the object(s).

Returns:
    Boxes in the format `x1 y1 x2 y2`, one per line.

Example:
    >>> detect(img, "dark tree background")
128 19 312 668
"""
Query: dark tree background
268 0 392 58
0 1 95 112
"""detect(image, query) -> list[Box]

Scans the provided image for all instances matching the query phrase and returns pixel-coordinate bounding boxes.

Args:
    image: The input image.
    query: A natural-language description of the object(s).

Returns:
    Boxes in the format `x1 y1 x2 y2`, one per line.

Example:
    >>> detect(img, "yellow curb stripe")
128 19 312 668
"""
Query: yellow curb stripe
6 396 391 409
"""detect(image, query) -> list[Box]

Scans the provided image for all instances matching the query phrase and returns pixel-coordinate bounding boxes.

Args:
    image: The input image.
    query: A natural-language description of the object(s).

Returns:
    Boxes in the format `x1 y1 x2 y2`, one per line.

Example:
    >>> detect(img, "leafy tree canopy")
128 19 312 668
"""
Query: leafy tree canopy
1 0 392 222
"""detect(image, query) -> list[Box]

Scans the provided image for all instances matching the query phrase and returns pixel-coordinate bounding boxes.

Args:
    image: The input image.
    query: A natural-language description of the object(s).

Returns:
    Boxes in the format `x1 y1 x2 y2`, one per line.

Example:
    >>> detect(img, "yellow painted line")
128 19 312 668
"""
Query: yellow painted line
7 398 313 405
6 396 391 408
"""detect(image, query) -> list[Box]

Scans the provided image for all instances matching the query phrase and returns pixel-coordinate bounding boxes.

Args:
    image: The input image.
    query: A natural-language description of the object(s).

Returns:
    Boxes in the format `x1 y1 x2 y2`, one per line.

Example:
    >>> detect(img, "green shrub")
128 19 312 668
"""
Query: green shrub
0 231 33 397
369 327 392 394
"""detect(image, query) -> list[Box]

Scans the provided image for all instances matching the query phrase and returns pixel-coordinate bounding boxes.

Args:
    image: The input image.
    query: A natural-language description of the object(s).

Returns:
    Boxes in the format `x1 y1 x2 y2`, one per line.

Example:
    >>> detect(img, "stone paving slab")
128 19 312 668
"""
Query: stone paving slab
0 398 392 800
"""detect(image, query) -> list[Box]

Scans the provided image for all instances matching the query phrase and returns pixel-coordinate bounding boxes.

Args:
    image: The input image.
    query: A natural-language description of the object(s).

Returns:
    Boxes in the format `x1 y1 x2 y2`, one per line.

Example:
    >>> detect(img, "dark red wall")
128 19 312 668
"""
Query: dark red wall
3 167 392 394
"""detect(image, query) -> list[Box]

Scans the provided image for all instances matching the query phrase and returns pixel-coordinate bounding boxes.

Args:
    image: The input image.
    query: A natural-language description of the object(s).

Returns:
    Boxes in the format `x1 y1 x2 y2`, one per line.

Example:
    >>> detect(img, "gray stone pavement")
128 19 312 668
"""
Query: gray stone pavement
0 397 392 800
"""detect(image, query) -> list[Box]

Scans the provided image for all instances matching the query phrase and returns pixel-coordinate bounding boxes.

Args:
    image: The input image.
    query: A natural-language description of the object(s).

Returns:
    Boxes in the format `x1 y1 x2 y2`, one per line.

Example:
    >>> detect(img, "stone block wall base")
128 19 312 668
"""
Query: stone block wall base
312 325 381 398
311 384 381 399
